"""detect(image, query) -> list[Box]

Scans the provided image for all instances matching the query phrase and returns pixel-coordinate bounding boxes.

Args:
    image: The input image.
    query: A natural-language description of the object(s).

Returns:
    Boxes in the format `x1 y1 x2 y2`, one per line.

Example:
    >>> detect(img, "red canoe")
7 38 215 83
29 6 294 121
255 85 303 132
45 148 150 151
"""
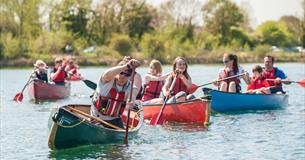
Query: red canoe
142 98 210 125
28 80 71 101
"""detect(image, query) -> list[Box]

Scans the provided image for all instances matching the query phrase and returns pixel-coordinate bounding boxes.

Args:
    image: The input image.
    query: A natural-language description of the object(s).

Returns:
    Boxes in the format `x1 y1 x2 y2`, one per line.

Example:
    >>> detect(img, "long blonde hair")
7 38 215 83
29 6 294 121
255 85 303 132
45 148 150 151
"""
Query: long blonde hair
150 59 162 75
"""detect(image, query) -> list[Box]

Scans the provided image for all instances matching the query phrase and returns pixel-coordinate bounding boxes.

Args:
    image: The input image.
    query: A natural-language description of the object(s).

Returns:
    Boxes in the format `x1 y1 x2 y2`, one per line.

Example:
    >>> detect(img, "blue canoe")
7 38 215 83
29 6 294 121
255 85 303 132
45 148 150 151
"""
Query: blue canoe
202 88 288 112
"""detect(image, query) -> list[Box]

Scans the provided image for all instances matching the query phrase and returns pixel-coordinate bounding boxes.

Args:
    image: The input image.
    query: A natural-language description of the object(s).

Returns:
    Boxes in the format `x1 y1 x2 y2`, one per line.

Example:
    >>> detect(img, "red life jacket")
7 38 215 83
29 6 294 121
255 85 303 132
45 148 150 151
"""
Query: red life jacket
262 68 280 87
53 67 66 83
68 64 77 74
247 76 269 90
95 80 129 117
171 77 189 96
142 80 163 101
222 69 240 85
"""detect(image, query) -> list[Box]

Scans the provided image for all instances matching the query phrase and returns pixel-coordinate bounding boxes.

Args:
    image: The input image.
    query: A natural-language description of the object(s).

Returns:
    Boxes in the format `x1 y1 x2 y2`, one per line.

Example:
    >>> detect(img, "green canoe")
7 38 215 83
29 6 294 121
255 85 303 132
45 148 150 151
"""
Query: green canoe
48 104 143 150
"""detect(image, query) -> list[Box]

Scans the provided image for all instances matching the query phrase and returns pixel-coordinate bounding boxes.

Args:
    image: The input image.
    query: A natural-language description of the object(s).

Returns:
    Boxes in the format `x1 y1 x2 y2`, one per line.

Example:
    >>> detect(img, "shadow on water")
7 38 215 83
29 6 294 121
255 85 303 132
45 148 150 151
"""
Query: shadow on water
48 143 132 159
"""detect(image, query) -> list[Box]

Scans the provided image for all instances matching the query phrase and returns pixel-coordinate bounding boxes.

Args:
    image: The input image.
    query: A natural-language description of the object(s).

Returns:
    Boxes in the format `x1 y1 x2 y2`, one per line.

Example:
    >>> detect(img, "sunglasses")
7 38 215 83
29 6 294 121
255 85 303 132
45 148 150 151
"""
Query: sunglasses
120 71 131 77
223 60 229 64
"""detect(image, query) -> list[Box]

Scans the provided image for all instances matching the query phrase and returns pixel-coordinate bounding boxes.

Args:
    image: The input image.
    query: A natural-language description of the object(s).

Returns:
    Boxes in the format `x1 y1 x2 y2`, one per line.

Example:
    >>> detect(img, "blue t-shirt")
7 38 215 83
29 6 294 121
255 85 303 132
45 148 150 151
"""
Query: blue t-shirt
275 67 287 79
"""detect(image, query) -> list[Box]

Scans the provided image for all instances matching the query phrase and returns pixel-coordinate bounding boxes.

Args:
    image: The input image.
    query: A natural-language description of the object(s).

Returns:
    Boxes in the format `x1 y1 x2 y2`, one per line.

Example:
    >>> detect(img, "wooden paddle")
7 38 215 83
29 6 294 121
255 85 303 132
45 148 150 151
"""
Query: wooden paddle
13 70 35 102
68 107 124 131
124 66 136 145
150 74 178 125
266 78 305 88
188 72 246 94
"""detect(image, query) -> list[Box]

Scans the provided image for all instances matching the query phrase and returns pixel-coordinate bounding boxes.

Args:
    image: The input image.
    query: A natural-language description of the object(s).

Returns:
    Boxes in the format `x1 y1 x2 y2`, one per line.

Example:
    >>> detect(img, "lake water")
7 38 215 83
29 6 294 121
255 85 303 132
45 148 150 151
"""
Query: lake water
1 63 304 159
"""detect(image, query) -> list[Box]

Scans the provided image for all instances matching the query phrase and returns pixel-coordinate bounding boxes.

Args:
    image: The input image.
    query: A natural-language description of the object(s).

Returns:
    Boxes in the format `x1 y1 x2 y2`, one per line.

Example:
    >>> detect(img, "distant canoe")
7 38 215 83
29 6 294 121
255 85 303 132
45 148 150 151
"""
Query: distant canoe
48 104 143 150
142 98 210 125
202 88 288 112
27 80 70 101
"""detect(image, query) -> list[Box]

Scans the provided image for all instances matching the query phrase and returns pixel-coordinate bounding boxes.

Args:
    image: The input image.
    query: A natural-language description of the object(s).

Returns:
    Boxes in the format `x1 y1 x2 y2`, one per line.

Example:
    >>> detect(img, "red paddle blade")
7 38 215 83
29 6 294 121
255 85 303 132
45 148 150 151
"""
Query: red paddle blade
188 84 199 94
13 93 23 102
150 113 166 125
298 78 305 88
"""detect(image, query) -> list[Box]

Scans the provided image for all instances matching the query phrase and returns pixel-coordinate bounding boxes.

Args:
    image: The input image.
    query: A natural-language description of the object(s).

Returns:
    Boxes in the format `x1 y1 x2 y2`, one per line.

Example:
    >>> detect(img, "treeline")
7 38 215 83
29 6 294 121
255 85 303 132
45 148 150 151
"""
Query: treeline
0 0 305 65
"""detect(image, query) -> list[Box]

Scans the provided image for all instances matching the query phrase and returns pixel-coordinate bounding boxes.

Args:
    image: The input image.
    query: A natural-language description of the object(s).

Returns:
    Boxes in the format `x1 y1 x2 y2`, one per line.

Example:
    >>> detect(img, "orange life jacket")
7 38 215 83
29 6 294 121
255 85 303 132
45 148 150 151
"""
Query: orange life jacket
94 80 129 117
247 76 269 90
142 80 163 101
262 68 281 87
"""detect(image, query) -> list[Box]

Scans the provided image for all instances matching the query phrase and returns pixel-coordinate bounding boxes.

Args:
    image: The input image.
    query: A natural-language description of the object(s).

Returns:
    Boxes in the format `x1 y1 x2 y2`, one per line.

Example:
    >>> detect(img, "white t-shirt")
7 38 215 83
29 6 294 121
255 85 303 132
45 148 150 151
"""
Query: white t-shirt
91 79 132 120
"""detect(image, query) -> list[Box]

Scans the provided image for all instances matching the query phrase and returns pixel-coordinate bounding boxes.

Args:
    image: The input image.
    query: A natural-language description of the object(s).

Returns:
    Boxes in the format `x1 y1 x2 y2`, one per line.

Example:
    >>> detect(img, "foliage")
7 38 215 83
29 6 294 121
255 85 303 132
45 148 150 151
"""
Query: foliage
0 33 25 59
252 44 272 58
202 0 244 45
256 21 295 47
139 33 165 61
109 34 133 56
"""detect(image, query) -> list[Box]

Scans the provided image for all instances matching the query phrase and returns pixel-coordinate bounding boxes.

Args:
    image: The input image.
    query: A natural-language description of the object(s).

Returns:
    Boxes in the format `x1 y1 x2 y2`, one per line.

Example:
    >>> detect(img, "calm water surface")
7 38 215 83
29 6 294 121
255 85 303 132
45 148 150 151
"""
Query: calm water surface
1 63 304 159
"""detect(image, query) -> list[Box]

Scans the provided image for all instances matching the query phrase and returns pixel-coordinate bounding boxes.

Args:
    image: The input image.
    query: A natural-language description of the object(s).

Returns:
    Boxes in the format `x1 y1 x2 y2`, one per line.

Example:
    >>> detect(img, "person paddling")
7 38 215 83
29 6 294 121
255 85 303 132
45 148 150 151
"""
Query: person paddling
142 59 170 102
262 55 290 94
32 60 48 83
65 58 81 79
50 58 68 86
162 57 193 103
246 65 270 94
90 58 140 128
213 53 250 93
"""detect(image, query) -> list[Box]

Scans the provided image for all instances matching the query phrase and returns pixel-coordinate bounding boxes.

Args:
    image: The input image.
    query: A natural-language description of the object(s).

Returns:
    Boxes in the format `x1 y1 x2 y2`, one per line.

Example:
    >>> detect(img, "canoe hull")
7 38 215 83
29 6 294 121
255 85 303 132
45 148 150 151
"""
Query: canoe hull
28 80 70 101
48 104 143 150
143 99 210 124
203 88 288 112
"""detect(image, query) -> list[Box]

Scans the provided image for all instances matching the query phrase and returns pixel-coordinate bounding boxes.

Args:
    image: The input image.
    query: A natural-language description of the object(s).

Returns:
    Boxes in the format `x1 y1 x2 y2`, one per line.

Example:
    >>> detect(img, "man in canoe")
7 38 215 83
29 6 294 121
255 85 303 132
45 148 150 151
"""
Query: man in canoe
262 55 290 94
213 53 250 93
91 58 140 128
246 65 270 94
32 60 48 83
50 58 68 86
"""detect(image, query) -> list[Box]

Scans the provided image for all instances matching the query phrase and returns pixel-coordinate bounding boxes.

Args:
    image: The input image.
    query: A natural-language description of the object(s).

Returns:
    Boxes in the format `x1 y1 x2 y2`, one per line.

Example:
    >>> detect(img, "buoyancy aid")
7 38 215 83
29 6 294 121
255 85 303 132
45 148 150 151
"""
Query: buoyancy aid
142 80 163 101
262 67 280 87
52 67 66 83
94 80 129 117
222 69 240 85
171 77 189 96
247 76 269 90
68 64 77 74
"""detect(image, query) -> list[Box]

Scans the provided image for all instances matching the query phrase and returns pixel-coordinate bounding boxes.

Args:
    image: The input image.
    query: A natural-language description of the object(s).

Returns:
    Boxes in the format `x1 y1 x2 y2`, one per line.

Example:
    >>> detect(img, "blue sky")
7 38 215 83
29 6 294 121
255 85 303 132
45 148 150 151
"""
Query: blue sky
146 0 303 27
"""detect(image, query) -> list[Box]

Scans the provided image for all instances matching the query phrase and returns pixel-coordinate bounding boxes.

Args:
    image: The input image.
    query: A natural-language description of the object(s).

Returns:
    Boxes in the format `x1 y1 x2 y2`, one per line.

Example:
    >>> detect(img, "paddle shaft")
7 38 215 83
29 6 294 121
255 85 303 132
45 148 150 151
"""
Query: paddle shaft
266 79 296 83
68 107 124 131
124 67 136 145
151 75 177 125
21 71 35 93
201 73 246 88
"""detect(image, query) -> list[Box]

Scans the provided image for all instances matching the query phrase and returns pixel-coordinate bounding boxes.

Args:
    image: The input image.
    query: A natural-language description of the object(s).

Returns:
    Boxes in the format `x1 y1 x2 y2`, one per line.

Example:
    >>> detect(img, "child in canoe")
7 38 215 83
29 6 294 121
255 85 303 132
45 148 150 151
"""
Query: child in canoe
141 59 170 102
32 60 48 83
247 65 271 94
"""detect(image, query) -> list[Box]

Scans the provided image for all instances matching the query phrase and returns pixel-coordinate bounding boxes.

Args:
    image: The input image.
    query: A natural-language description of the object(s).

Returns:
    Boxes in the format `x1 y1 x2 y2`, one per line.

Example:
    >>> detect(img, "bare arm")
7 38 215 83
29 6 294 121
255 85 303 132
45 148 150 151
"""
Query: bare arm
180 75 192 89
162 75 172 96
134 73 142 95
144 72 170 82
101 65 129 83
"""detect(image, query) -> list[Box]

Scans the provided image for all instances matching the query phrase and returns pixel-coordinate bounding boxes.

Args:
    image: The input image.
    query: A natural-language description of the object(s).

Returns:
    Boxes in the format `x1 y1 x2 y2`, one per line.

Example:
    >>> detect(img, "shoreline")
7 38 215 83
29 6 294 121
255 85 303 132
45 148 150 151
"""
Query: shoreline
1 53 304 68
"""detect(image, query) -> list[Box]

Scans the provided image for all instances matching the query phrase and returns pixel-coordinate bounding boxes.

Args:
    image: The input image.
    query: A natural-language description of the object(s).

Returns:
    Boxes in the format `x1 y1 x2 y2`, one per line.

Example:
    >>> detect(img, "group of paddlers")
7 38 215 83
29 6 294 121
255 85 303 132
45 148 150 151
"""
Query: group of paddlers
32 57 81 85
32 53 289 128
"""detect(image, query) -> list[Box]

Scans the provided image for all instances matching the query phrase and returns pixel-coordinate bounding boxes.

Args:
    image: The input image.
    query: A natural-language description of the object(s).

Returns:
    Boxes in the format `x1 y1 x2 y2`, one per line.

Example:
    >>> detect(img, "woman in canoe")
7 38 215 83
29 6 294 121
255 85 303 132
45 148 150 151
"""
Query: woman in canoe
91 58 140 128
32 60 48 83
162 57 193 103
50 58 68 86
246 65 270 94
141 59 170 102
262 55 290 94
213 53 250 93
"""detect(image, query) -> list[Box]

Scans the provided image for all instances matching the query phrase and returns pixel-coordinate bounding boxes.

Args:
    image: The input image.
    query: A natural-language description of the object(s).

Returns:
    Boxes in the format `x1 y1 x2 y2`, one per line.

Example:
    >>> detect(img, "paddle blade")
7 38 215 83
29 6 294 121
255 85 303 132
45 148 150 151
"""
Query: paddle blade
13 93 23 102
297 78 305 88
150 113 166 125
188 84 199 94
82 79 97 90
